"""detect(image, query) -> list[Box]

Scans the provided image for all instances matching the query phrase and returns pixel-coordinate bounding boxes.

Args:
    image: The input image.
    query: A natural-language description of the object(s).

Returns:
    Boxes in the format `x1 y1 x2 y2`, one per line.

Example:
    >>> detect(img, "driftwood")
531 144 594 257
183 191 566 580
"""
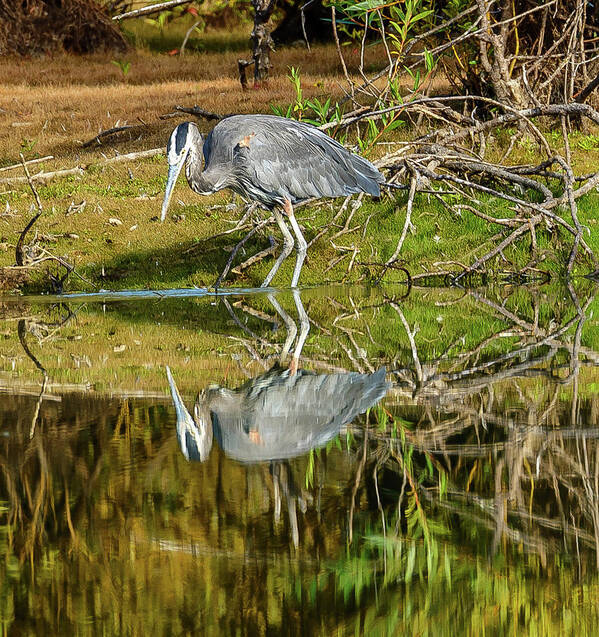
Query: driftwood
0 148 163 185
111 0 192 21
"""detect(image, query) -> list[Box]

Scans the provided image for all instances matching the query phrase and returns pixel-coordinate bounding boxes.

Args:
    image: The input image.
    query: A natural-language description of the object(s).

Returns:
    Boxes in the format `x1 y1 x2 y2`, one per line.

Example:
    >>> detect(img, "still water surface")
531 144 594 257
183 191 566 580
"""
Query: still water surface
1 282 599 635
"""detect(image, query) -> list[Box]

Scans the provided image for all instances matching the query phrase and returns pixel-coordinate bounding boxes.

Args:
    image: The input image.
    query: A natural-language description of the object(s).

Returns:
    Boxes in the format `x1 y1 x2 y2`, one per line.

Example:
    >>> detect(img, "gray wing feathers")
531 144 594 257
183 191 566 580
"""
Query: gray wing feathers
209 366 389 462
205 115 383 203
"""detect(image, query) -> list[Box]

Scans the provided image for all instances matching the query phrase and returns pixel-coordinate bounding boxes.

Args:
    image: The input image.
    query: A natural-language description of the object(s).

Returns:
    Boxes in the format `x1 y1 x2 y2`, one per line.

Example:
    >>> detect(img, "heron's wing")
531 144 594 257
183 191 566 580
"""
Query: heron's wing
208 115 384 204
210 366 389 463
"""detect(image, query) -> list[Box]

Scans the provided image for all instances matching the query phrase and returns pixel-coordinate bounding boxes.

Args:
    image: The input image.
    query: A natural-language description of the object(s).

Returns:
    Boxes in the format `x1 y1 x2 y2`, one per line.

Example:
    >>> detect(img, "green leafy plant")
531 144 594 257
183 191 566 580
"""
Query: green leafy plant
144 10 171 33
111 59 131 78
577 134 599 151
20 138 37 153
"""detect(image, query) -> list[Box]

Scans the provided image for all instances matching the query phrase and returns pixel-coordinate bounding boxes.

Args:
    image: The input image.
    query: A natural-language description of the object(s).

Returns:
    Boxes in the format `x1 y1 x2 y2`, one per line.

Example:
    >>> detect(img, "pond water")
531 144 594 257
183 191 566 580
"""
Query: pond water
1 281 599 635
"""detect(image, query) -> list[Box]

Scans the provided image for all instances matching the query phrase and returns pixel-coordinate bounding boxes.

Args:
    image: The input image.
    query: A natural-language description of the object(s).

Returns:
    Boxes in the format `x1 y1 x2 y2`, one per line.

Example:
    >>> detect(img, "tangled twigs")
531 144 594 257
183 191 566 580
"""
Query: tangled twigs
454 215 544 282
213 217 273 288
376 172 417 283
370 99 599 282
231 238 279 276
554 155 583 274
12 153 96 291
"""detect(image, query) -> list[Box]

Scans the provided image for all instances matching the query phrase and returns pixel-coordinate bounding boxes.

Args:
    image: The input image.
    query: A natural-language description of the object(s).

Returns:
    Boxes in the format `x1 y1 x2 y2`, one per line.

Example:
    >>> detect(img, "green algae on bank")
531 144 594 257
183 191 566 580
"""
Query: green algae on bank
2 150 599 294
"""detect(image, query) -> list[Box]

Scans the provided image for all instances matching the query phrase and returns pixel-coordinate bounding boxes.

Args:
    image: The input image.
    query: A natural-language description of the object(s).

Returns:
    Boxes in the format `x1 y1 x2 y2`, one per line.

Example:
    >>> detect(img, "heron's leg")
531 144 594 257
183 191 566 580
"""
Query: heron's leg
267 293 297 365
284 199 307 288
289 289 310 375
272 462 282 523
261 208 294 288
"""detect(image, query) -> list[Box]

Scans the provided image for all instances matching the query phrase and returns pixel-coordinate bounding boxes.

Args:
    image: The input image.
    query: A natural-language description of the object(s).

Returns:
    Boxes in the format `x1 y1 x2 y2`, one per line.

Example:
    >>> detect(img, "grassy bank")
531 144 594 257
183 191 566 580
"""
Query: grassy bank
1 37 599 293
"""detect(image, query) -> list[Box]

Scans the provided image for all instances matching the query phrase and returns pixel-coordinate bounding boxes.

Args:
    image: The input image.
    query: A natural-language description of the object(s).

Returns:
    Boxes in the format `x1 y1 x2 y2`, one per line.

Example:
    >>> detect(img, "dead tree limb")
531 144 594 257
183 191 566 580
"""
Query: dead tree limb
112 0 191 21
238 0 276 88
174 105 223 120
82 125 138 148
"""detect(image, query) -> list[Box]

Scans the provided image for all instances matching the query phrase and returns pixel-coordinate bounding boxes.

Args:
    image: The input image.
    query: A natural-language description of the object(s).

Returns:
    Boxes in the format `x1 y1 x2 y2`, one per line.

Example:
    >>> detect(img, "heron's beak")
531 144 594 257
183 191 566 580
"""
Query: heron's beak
161 157 185 222
165 366 213 462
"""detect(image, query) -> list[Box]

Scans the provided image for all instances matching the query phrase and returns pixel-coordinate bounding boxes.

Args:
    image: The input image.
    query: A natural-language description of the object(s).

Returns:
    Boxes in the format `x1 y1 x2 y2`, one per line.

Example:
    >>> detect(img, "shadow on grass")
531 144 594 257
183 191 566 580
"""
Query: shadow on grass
86 227 277 291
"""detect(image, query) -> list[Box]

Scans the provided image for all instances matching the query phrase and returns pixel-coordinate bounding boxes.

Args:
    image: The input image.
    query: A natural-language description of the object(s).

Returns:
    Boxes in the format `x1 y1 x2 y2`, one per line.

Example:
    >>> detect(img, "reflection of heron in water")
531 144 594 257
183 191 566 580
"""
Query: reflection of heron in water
166 364 388 464
166 290 389 545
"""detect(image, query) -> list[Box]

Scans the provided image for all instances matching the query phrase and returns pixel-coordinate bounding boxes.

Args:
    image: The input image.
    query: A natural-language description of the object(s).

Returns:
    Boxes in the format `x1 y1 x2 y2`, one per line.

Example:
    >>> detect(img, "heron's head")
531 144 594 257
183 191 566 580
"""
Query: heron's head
166 366 213 462
161 122 203 222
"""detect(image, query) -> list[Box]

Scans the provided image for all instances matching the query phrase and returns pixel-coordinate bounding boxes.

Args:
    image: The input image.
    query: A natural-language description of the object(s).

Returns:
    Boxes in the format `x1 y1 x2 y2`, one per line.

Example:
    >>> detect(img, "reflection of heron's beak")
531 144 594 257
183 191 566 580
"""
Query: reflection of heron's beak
165 366 213 462
161 157 186 222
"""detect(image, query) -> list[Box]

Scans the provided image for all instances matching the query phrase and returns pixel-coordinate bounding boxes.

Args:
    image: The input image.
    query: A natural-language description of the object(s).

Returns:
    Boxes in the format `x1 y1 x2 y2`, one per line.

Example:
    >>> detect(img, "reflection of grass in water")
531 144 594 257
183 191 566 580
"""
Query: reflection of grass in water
1 281 598 395
333 533 599 635
330 420 599 635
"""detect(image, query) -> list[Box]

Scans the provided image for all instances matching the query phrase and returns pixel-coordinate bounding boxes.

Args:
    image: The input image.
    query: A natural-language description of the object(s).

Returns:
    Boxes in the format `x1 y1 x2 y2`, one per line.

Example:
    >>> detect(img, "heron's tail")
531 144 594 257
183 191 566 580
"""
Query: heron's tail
357 366 390 412
348 154 385 197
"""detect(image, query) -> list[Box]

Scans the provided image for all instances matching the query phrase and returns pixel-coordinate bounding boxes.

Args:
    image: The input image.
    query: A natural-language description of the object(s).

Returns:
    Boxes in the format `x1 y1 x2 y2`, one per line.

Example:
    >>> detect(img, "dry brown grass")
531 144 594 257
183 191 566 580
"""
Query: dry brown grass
0 42 386 164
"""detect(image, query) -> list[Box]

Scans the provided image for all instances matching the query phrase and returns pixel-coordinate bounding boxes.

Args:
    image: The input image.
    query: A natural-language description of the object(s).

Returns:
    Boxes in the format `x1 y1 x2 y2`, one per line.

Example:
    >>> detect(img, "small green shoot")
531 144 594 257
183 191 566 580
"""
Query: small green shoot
112 60 131 78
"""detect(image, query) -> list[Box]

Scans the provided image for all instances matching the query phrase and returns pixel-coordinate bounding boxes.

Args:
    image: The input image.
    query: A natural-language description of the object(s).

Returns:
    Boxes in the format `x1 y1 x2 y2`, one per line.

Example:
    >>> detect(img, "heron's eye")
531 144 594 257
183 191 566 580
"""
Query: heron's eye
173 123 189 156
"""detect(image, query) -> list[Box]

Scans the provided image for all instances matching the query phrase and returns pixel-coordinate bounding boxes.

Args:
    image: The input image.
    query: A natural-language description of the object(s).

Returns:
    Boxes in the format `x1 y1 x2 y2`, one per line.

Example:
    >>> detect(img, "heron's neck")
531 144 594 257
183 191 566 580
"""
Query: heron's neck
185 142 215 194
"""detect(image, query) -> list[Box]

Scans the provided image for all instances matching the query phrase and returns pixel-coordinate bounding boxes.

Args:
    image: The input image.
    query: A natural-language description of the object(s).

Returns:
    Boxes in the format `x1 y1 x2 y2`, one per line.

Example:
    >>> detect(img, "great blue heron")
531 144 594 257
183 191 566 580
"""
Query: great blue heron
165 290 389 546
161 114 385 287
166 364 388 547
166 364 389 464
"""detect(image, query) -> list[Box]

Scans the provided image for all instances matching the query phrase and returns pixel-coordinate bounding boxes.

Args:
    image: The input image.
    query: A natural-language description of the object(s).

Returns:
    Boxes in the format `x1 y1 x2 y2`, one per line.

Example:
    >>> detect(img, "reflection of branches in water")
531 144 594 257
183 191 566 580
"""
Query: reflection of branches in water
389 285 593 405
15 306 80 437
345 283 599 571
0 304 112 564
222 283 599 566
17 318 48 439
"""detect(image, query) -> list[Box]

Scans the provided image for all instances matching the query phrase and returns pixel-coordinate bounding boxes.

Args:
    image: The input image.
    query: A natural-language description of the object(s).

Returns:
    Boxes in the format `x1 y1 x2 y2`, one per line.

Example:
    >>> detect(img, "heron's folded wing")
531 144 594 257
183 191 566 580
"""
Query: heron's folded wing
223 116 383 203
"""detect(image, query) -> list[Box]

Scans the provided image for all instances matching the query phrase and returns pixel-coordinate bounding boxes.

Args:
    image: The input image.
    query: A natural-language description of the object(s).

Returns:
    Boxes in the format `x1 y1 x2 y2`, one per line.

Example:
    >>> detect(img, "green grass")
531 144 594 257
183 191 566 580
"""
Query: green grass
121 16 251 54
2 120 599 295
3 155 598 294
